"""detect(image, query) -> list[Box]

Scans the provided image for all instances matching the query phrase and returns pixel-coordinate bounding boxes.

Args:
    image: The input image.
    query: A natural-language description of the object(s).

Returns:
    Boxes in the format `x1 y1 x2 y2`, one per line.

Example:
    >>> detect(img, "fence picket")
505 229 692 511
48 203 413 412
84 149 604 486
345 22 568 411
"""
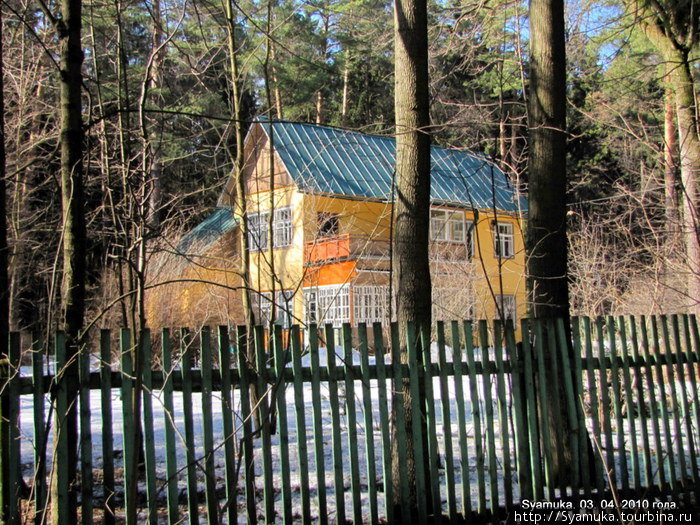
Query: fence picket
200 327 218 524
140 330 158 525
291 325 312 523
555 318 580 495
7 333 19 524
217 326 237 525
571 318 590 497
342 323 363 524
99 330 115 525
390 322 410 522
31 333 46 525
606 316 626 493
78 331 93 525
358 324 379 524
520 319 543 500
254 325 275 522
670 315 695 490
651 316 676 492
236 326 256 523
450 321 473 516
464 320 486 512
617 316 640 490
180 328 200 525
582 317 604 496
533 320 555 500
372 323 394 523
324 324 346 524
272 324 293 522
161 329 180 524
594 317 615 492
406 322 428 524
680 315 700 490
436 322 457 520
660 316 686 487
640 316 666 491
418 323 441 517
493 321 513 508
627 316 653 489
308 325 329 524
119 330 136 524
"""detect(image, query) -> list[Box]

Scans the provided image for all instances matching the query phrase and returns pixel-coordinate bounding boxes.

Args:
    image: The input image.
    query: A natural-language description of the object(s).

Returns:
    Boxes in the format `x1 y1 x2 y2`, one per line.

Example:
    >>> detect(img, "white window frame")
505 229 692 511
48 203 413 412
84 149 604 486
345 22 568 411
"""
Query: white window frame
247 207 293 251
430 208 466 243
495 294 517 323
304 284 350 327
251 289 295 327
353 285 389 324
493 221 514 259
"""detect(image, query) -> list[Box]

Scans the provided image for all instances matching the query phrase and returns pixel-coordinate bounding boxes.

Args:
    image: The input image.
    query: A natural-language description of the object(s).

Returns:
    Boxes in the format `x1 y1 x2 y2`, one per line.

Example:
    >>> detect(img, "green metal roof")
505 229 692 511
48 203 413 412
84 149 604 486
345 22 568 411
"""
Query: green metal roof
259 119 526 213
177 207 238 253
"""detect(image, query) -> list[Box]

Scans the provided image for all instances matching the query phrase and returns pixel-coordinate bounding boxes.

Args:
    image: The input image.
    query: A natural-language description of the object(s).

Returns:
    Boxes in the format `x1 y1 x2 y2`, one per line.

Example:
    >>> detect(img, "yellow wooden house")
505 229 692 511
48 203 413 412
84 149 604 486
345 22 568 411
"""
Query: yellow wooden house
148 119 526 330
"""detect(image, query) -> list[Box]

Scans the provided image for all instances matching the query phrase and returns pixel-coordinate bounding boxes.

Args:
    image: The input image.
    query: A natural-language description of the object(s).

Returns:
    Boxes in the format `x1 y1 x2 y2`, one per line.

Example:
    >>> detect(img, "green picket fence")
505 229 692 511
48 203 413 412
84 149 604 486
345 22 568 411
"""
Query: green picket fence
1 315 699 523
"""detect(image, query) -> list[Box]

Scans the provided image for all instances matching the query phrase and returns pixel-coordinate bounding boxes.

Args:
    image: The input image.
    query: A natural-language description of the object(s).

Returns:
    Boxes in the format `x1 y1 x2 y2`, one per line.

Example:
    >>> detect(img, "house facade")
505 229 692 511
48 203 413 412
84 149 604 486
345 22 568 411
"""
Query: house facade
150 119 526 330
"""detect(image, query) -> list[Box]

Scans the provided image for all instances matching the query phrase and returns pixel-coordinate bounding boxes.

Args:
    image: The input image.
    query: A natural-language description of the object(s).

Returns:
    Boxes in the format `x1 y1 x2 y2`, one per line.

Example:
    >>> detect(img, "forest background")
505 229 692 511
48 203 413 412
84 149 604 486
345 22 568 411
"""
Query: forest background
1 0 698 337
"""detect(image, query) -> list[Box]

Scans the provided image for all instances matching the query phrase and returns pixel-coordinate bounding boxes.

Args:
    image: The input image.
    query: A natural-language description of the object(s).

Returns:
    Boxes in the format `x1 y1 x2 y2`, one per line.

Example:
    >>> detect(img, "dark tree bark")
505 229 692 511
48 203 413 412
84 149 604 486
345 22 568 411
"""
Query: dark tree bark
527 0 582 487
527 0 569 319
391 0 432 518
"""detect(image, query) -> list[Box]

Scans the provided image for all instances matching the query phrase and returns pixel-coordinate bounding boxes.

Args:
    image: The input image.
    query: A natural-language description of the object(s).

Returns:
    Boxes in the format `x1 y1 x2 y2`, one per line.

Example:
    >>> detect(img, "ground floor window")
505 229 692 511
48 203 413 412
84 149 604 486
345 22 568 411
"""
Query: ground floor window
494 294 516 323
353 285 389 324
251 289 295 328
304 284 350 326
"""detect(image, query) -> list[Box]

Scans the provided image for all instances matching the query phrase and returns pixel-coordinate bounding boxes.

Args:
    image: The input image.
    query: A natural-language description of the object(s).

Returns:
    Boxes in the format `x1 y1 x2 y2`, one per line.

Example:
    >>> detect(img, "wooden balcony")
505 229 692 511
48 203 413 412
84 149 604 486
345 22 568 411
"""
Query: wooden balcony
304 234 389 266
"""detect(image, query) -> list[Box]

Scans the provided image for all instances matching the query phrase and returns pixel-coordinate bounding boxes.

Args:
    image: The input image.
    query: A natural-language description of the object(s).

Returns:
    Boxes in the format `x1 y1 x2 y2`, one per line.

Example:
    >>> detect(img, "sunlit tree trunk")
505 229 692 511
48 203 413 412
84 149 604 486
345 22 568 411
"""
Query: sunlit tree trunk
391 0 431 517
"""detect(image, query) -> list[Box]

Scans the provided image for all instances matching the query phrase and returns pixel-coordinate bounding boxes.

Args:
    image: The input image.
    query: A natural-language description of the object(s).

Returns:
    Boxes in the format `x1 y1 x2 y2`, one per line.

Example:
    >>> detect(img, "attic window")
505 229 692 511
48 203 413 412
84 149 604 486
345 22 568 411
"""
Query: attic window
318 213 339 238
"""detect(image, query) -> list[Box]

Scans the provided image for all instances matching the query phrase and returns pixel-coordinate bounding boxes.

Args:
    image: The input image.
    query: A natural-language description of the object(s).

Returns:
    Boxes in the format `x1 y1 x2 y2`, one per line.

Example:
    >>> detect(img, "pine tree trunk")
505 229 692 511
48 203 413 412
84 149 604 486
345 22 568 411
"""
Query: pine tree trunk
527 0 568 319
392 0 432 518
527 0 578 487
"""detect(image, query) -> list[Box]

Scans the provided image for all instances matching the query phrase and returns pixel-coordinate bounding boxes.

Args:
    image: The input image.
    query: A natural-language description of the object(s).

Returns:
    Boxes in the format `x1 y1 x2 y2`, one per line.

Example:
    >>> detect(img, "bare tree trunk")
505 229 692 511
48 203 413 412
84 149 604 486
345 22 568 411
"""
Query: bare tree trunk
0 12 10 519
392 0 432 518
341 61 350 125
664 78 679 237
41 0 86 518
225 0 254 327
671 55 700 316
632 9 700 317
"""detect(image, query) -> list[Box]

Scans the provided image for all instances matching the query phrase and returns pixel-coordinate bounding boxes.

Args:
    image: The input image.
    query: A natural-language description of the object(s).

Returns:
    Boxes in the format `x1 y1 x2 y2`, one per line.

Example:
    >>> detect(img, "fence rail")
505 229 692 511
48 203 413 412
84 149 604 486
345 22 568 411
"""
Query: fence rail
1 314 699 523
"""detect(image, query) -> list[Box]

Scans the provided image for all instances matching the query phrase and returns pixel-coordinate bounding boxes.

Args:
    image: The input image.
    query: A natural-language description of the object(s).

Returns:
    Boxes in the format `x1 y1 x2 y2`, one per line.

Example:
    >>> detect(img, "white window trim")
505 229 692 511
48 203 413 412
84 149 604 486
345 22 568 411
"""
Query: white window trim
430 208 467 243
493 221 514 259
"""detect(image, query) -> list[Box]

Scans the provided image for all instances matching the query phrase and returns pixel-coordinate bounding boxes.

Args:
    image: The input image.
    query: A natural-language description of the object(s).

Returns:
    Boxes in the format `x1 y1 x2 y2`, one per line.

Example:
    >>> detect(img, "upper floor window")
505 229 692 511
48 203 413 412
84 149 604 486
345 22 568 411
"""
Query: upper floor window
493 221 514 258
431 209 465 242
318 212 339 238
247 207 292 251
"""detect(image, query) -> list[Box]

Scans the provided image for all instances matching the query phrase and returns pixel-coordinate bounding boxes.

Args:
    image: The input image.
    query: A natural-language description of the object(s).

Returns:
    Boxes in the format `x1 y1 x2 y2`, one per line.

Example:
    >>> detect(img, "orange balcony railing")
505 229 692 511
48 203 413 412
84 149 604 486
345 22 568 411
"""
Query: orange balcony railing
304 234 351 263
